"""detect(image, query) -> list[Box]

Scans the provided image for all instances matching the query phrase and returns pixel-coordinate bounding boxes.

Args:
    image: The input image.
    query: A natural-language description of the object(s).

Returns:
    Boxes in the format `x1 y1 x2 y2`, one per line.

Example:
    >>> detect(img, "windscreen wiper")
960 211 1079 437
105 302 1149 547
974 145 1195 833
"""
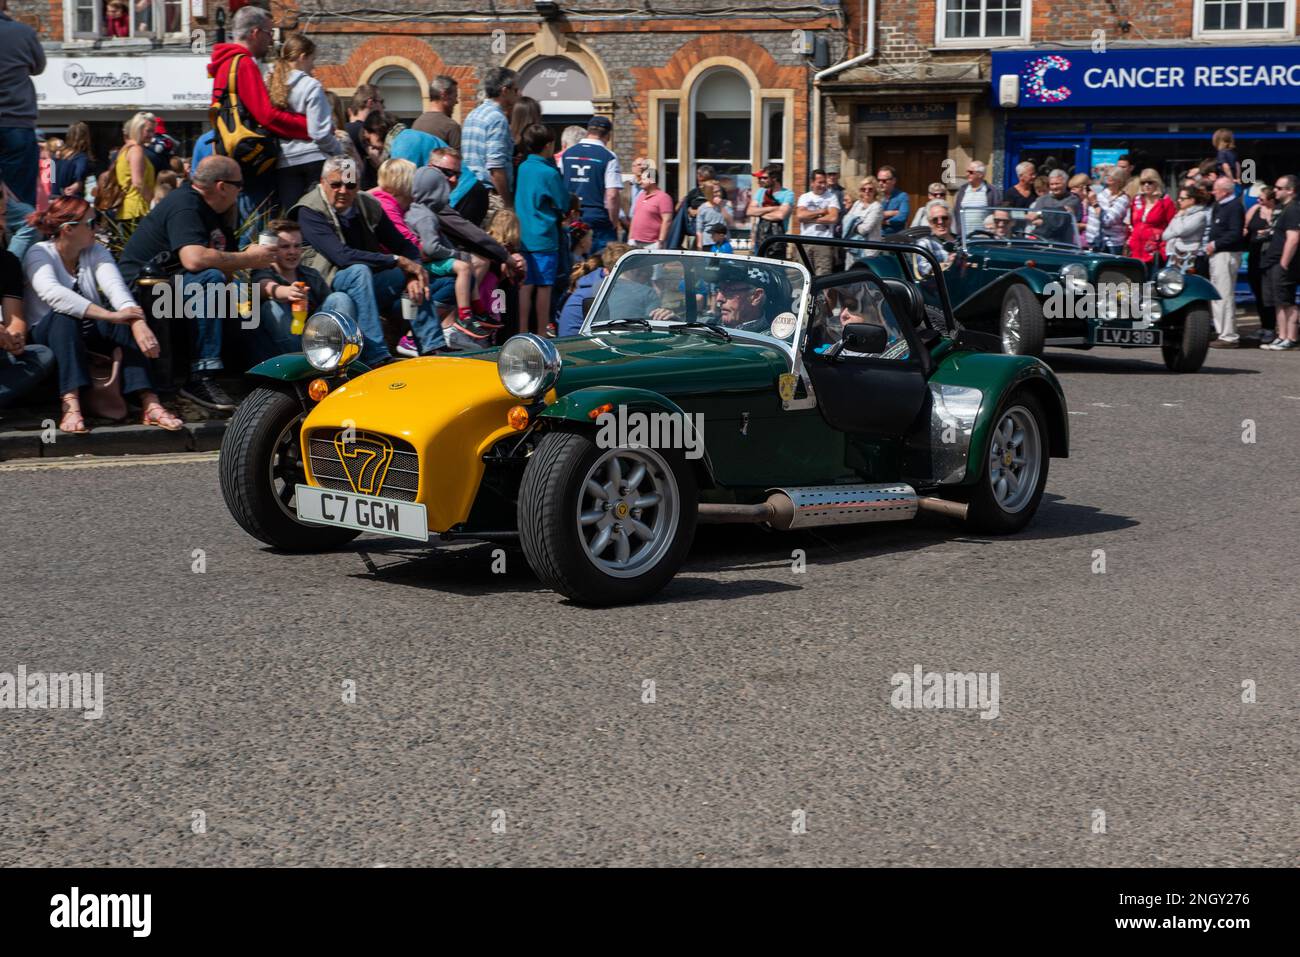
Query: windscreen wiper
667 321 731 342
590 317 652 331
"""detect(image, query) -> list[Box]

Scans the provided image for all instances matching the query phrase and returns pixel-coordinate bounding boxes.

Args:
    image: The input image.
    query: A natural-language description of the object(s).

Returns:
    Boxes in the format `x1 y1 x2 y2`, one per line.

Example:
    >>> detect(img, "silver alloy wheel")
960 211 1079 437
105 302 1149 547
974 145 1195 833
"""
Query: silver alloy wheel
268 414 306 520
987 405 1041 514
576 446 680 578
1002 300 1022 353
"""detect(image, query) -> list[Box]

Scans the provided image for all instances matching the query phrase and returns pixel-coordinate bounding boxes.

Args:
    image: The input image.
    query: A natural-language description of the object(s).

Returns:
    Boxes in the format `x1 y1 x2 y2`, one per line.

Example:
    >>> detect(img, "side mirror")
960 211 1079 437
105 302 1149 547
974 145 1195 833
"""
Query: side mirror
581 297 595 318
840 322 888 355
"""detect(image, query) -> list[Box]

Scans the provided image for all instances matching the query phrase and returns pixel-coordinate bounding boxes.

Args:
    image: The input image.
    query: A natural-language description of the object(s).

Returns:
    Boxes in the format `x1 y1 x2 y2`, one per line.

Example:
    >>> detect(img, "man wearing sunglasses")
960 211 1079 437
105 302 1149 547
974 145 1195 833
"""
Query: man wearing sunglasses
289 156 439 360
118 155 279 411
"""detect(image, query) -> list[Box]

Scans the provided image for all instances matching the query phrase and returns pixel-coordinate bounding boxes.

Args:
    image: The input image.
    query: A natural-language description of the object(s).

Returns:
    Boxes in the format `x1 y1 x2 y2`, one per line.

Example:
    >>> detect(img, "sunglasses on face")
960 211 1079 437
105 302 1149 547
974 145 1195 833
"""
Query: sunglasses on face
993 219 1011 226
929 190 944 197
217 179 244 189
326 181 358 191
433 165 460 179
717 284 752 298
930 216 950 223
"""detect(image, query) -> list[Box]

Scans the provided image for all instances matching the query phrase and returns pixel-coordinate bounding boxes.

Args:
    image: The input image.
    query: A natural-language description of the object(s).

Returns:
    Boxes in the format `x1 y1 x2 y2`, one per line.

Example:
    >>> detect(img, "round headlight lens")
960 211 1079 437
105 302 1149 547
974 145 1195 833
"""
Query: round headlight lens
498 333 561 399
1156 267 1185 297
303 309 363 372
1059 262 1089 292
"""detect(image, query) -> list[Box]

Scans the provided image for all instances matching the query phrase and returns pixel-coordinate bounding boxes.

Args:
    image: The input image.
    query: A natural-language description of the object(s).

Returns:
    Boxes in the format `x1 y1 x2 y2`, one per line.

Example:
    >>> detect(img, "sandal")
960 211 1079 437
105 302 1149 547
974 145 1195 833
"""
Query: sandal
142 403 184 431
59 403 89 434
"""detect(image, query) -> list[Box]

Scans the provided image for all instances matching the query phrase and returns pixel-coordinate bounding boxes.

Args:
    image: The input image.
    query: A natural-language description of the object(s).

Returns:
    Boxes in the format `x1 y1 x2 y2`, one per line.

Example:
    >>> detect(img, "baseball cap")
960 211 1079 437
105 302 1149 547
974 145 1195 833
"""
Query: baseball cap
587 115 613 133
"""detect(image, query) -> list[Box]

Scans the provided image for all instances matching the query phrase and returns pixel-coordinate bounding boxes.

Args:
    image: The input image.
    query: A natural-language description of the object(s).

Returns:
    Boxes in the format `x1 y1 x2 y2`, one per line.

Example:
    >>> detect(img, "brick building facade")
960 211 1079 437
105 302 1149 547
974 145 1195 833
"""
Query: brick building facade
12 0 848 221
828 0 1300 218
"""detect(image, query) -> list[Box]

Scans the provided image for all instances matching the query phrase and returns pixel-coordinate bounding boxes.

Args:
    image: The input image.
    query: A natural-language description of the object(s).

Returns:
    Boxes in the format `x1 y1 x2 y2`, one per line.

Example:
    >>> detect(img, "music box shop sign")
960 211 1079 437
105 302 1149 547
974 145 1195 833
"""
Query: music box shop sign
34 56 212 112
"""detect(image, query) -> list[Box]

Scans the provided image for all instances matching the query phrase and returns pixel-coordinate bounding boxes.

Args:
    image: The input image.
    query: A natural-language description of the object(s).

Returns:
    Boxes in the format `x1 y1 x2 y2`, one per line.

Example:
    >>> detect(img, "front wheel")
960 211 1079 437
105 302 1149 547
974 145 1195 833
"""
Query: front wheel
220 386 360 551
518 431 697 605
1161 303 1211 372
962 391 1050 534
999 285 1046 357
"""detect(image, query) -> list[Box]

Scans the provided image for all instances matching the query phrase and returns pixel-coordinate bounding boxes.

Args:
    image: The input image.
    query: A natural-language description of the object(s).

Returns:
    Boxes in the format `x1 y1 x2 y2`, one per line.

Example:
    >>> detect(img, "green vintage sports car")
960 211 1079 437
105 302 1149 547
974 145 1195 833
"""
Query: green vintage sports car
219 240 1069 606
873 207 1218 372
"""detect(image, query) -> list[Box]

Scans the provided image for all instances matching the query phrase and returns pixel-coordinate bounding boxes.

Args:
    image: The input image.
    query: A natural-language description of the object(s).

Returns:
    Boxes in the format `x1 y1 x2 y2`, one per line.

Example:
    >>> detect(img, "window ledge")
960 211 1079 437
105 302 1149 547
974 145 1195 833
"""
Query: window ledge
1192 29 1297 41
931 39 1030 51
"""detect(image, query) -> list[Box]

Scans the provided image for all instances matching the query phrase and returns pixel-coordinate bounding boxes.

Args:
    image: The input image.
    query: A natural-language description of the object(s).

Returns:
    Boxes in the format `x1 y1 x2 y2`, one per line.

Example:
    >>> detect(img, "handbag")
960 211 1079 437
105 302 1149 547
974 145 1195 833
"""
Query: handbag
84 346 127 421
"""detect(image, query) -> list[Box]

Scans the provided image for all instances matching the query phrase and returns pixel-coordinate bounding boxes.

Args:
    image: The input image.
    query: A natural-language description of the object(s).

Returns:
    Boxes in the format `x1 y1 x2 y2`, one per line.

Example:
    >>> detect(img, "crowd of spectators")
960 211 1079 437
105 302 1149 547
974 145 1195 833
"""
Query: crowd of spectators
1 3 1294 433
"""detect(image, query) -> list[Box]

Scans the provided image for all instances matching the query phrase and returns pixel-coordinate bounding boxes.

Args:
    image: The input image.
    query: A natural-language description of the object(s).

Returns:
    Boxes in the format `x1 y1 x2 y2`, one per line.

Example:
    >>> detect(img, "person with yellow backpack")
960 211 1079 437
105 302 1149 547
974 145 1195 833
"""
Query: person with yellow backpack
206 6 310 226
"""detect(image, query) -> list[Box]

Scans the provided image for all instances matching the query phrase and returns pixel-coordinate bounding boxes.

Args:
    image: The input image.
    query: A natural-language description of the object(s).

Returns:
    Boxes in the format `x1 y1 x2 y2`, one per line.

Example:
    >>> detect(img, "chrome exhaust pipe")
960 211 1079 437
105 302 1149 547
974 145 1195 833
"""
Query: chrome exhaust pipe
697 485 968 526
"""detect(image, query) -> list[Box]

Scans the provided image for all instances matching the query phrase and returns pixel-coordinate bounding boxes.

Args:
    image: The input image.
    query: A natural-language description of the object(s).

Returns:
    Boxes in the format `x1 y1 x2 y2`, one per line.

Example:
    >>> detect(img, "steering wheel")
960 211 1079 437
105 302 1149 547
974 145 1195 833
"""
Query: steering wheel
967 229 996 240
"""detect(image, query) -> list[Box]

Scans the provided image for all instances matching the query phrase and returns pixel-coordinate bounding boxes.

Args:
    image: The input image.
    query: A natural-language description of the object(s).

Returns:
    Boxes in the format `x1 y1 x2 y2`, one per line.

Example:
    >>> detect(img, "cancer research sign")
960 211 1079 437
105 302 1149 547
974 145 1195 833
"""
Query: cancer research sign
34 57 211 110
992 47 1300 108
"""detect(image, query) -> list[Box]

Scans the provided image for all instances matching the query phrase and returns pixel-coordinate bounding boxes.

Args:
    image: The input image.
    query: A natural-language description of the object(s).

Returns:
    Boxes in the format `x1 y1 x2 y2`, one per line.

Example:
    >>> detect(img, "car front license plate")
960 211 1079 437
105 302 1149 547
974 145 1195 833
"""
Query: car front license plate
1095 325 1162 346
295 485 428 542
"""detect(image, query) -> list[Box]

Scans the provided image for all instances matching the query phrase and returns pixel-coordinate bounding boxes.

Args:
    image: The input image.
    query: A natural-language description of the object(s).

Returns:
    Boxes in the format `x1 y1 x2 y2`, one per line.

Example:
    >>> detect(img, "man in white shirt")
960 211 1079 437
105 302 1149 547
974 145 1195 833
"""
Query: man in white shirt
796 169 841 276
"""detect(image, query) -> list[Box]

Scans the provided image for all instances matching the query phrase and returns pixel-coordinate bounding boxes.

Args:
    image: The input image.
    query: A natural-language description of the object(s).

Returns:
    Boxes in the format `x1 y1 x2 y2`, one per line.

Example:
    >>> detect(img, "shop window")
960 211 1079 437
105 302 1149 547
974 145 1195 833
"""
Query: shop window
370 67 425 123
69 0 187 40
937 0 1030 45
1196 0 1292 35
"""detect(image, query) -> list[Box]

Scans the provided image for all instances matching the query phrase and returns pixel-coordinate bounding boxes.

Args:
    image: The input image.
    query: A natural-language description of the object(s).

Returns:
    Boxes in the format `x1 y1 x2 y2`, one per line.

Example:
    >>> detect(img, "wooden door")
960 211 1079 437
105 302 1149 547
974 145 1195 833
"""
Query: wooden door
871 136 949 226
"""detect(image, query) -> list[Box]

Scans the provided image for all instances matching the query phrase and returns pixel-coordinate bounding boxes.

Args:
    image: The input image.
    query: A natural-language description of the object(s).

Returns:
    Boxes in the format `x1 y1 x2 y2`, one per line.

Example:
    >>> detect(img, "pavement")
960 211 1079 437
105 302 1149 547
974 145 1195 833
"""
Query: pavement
1 342 1297 867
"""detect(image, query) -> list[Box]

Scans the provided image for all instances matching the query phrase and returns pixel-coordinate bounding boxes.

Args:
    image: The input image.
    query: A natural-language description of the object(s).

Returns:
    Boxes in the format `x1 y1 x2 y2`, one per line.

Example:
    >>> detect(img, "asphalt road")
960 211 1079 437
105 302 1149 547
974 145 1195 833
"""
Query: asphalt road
3 343 1297 867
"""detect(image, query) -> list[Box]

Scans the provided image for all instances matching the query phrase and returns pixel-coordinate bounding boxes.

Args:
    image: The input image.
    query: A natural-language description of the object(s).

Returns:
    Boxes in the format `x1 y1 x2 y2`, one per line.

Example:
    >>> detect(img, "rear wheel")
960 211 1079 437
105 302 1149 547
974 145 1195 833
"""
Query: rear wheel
963 391 1050 534
220 386 360 551
1162 303 1211 372
518 430 697 605
999 285 1046 357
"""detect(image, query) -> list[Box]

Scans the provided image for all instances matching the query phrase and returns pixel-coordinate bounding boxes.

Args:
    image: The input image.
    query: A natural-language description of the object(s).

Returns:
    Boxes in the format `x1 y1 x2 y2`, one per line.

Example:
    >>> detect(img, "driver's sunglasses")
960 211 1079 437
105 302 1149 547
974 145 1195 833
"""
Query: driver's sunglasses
717 284 751 298
930 215 950 223
433 165 460 180
326 180 359 191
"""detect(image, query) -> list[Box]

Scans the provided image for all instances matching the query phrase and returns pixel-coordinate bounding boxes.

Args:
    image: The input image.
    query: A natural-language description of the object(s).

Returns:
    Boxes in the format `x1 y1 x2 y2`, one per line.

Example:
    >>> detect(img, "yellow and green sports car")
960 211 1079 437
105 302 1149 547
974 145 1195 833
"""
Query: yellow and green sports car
220 242 1069 605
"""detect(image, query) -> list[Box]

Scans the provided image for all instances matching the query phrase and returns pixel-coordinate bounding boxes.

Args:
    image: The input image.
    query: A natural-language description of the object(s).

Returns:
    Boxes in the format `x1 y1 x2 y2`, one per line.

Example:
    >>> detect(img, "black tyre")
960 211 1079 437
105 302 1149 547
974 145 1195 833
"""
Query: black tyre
1161 302 1211 372
219 386 360 551
518 430 697 605
963 391 1050 535
999 285 1046 357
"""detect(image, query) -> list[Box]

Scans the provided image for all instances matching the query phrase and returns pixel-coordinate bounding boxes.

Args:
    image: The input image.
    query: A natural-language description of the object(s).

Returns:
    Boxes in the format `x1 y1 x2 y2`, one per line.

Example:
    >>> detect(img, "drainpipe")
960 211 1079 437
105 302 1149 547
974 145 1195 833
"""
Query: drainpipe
812 0 876 171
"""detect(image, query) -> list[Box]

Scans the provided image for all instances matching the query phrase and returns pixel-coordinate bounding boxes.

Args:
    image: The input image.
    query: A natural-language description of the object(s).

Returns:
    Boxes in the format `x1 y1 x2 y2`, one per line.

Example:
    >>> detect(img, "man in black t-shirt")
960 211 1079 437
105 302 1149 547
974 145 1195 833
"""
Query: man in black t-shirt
119 155 278 410
1260 174 1300 350
0 247 54 408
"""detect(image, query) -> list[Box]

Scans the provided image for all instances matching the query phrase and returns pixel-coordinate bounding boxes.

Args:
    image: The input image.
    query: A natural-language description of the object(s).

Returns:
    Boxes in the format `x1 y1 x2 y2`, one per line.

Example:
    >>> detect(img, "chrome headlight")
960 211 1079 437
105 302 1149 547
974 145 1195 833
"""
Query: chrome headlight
1156 267 1185 297
498 333 561 399
302 309 363 372
1059 262 1089 292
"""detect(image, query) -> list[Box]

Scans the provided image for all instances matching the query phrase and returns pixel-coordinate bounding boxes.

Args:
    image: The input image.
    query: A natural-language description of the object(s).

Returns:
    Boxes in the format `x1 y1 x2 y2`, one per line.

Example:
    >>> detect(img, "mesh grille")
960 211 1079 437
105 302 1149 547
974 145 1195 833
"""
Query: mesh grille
307 431 420 502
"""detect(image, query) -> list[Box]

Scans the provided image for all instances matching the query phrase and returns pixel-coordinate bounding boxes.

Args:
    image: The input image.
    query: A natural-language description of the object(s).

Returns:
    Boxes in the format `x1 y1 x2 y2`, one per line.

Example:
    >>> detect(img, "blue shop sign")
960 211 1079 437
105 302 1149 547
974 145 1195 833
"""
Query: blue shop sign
991 47 1300 108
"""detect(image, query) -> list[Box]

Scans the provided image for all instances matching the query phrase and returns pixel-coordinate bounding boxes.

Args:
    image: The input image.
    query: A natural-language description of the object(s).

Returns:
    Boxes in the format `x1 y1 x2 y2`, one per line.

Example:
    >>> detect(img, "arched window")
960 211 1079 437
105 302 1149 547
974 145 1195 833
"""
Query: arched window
370 66 424 122
691 68 753 193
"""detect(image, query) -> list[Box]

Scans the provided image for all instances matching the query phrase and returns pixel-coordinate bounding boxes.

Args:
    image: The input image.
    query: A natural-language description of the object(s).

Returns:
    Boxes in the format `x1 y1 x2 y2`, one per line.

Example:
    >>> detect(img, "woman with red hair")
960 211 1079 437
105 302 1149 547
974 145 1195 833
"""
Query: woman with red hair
22 196 182 433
